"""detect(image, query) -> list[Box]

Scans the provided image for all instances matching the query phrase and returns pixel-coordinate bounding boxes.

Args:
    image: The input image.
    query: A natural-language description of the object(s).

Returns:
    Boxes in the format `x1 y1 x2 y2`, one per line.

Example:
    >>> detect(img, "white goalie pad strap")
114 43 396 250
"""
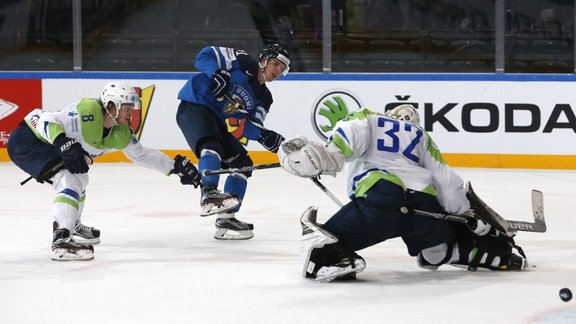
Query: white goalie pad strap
279 137 344 178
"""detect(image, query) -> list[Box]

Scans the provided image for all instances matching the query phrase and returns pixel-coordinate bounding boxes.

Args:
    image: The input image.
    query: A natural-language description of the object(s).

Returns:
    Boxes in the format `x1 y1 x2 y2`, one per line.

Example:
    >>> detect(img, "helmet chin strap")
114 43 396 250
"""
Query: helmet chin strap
259 60 270 83
104 104 119 127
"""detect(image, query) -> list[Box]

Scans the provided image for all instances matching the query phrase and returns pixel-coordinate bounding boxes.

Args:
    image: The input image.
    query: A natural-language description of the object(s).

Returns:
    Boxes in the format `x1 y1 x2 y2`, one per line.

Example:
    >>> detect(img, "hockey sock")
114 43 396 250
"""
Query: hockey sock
53 188 81 230
199 149 221 187
223 173 247 212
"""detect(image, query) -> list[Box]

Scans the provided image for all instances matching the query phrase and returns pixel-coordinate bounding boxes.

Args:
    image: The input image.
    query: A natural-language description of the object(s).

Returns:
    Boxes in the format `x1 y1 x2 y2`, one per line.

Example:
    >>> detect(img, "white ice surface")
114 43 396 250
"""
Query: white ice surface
1 163 575 324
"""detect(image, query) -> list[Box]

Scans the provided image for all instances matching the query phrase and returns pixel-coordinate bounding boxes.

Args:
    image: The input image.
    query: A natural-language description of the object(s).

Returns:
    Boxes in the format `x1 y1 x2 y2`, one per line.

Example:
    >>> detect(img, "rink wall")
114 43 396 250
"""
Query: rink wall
1 72 576 169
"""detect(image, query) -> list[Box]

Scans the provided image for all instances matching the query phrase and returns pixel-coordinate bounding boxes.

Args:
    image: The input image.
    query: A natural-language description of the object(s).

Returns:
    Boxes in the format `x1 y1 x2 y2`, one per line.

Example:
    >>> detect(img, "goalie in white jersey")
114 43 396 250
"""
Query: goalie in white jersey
279 105 528 282
7 82 200 261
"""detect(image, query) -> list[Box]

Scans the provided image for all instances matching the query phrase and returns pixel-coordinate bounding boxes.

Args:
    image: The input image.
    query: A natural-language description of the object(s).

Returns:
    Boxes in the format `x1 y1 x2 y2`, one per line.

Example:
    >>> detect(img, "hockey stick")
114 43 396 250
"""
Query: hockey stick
401 190 547 234
201 162 281 176
20 156 93 186
309 176 344 207
221 95 342 207
20 161 64 186
310 172 546 234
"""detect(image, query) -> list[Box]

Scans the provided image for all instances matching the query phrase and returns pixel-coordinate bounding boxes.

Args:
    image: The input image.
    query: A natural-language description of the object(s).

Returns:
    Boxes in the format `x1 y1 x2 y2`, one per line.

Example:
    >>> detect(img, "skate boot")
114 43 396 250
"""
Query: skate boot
52 223 94 261
300 206 366 282
214 213 254 240
200 185 240 216
73 220 101 244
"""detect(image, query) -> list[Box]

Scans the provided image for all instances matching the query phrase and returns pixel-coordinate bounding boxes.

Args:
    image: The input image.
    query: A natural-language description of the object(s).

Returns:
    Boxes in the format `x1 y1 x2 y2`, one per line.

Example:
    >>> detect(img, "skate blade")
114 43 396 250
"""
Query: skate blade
214 228 254 240
315 263 366 282
73 236 101 245
200 200 240 217
51 248 94 261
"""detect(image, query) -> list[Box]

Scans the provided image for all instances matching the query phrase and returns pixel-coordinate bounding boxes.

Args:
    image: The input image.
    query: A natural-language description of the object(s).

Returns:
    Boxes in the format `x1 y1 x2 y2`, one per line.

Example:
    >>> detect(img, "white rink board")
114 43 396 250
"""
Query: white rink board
42 78 576 154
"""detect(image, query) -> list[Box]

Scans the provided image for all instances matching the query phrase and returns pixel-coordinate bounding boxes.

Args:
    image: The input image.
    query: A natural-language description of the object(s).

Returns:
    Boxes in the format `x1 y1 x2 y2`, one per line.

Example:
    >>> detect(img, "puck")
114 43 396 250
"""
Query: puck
559 288 572 302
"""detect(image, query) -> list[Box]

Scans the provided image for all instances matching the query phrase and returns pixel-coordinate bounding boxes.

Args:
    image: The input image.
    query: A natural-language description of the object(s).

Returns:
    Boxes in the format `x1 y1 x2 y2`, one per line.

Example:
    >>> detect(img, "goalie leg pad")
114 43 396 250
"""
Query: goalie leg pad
451 233 529 271
300 206 365 281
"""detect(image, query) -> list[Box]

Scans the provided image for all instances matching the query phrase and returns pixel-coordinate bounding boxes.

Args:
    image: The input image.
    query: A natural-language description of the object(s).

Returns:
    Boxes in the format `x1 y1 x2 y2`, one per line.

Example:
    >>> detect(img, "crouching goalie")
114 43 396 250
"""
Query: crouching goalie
278 105 528 282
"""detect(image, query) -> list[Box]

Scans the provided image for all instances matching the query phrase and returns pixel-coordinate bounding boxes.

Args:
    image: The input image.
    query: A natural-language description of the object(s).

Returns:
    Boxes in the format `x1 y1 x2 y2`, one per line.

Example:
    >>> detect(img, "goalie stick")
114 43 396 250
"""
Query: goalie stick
310 176 344 207
310 175 546 235
401 188 546 234
201 163 281 176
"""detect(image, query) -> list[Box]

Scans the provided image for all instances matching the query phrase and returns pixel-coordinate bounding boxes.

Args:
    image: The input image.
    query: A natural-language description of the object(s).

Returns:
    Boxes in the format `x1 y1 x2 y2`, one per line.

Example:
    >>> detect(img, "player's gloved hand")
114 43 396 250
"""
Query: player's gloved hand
209 69 231 100
172 154 200 187
258 129 284 153
53 134 90 174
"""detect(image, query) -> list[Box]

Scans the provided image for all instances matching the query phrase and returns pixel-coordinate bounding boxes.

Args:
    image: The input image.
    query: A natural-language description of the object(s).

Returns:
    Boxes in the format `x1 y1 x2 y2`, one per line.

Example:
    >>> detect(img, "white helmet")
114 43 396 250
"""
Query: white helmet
385 104 420 125
100 82 140 118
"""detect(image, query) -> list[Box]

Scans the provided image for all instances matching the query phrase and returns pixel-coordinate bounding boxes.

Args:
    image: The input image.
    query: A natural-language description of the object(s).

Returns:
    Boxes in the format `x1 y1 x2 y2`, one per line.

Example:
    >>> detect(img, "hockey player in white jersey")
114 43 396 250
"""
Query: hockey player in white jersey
279 105 528 282
7 82 200 261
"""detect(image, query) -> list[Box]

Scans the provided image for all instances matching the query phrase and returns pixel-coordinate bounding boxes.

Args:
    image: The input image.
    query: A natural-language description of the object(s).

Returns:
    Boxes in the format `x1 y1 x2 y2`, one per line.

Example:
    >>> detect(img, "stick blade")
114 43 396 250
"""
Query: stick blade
505 189 547 233
531 189 547 232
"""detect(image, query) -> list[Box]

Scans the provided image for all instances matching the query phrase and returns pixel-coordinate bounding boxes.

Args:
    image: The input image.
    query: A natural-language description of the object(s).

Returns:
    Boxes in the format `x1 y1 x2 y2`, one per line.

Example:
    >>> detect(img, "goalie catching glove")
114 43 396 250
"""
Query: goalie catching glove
277 136 344 177
171 154 200 187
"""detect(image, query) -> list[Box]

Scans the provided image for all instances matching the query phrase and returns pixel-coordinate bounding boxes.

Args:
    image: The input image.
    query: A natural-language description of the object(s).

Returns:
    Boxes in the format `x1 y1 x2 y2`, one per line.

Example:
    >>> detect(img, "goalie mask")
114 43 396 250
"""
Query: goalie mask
385 104 420 126
100 82 141 119
258 43 290 76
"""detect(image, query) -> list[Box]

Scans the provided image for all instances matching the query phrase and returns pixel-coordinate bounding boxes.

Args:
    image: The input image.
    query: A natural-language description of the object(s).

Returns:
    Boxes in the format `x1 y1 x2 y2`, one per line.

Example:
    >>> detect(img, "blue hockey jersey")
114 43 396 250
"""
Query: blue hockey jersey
177 46 273 140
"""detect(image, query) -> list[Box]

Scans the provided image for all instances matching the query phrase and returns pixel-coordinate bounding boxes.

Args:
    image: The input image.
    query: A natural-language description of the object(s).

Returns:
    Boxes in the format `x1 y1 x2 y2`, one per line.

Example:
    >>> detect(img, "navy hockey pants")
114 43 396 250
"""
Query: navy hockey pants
322 179 458 256
7 122 61 181
176 100 248 162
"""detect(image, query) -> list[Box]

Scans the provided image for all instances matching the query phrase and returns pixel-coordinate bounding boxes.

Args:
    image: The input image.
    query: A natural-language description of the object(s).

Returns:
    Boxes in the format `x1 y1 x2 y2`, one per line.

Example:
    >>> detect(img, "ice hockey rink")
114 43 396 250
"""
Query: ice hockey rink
1 162 575 324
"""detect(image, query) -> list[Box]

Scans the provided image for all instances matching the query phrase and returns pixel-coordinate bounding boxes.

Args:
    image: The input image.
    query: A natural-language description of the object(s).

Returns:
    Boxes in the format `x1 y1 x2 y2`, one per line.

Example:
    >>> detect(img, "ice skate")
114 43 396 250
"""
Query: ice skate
214 213 254 240
312 249 366 282
300 206 366 282
200 185 240 216
73 220 101 244
52 227 94 261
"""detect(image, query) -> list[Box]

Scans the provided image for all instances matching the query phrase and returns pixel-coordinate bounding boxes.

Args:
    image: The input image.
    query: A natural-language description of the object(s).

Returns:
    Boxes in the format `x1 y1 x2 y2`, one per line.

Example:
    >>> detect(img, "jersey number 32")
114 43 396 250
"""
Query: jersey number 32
376 117 423 163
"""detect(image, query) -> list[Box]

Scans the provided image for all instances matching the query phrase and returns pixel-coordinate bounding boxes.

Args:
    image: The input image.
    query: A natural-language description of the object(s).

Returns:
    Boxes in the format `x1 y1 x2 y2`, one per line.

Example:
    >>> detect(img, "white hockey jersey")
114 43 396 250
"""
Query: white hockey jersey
329 109 470 214
24 98 174 175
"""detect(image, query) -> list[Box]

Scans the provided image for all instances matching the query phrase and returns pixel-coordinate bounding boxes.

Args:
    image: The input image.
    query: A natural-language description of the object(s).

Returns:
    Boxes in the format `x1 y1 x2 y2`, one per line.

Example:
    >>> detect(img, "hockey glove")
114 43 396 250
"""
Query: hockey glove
278 137 345 178
258 129 284 153
172 154 200 187
209 69 232 100
53 134 90 174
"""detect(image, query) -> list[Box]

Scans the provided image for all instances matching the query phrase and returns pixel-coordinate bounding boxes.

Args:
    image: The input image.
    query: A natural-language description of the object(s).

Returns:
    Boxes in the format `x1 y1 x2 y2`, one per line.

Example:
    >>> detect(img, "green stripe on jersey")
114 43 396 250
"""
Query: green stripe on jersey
354 171 405 198
425 132 446 164
330 133 353 158
47 123 65 143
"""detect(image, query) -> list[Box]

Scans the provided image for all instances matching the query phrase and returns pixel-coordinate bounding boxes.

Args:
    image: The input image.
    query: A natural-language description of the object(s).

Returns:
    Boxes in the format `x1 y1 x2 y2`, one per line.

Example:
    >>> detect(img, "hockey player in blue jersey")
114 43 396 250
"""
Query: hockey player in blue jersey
278 105 528 281
176 43 290 240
